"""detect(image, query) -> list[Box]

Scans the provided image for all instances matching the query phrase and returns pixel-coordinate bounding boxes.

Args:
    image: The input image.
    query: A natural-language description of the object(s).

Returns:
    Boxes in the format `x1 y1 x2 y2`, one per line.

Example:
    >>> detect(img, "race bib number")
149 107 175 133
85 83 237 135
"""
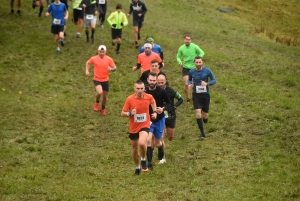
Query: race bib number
164 110 168 118
134 113 146 122
99 0 105 4
196 85 207 93
86 15 93 20
53 18 61 25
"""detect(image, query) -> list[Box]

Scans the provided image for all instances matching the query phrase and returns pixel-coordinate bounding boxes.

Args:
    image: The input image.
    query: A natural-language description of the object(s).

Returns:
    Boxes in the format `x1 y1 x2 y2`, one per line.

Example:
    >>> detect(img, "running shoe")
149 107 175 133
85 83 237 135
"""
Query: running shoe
93 103 99 112
116 51 120 56
134 168 141 175
59 39 65 47
141 160 148 172
56 47 61 53
186 98 191 104
11 9 14 14
147 163 153 170
76 33 81 38
100 109 106 115
157 158 166 164
199 133 206 139
17 10 22 16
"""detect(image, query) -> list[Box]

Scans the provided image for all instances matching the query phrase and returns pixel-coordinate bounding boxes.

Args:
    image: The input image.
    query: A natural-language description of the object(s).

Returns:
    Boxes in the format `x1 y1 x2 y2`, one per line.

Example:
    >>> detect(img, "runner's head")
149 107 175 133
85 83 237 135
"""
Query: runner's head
146 36 154 45
147 72 157 90
157 74 167 89
194 56 203 69
184 34 192 46
150 59 159 73
144 43 152 54
134 80 145 98
116 3 122 11
98 45 106 58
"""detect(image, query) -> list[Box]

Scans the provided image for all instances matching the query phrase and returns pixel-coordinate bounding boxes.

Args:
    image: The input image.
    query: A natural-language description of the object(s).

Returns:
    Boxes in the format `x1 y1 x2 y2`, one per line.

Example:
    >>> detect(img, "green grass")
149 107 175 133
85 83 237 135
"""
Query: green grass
1 0 300 200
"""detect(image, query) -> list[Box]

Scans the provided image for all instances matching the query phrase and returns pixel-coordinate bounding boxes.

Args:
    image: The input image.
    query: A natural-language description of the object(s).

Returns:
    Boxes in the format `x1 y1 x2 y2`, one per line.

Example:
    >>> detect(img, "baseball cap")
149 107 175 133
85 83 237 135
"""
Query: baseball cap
144 43 152 49
98 45 106 51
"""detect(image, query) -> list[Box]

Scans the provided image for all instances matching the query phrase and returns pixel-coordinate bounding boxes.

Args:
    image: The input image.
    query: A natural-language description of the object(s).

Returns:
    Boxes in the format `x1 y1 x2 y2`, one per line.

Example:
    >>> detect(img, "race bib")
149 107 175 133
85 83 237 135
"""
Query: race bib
196 85 207 93
164 110 168 118
53 18 61 25
86 15 93 20
99 0 105 4
134 113 146 122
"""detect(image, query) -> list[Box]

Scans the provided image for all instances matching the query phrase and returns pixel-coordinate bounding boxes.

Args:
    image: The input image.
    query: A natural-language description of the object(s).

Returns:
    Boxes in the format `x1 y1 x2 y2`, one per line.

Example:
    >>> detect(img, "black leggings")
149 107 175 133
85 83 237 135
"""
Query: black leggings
98 4 107 23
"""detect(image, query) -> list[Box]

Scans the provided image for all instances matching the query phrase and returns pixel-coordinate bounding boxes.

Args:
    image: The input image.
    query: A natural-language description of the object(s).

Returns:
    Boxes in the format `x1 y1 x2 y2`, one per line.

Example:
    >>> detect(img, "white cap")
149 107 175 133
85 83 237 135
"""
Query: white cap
98 45 107 51
144 43 152 49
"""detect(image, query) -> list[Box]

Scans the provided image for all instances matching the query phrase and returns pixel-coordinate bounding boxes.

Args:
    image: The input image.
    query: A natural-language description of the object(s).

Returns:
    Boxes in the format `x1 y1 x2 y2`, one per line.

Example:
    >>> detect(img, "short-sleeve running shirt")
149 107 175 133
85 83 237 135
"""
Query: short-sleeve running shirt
88 55 116 82
138 52 162 73
48 2 68 26
122 94 155 134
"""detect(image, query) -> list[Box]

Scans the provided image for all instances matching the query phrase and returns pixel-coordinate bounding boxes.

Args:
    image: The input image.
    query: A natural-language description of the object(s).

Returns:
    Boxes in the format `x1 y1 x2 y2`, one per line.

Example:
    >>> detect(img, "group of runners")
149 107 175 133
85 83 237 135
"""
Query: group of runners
85 34 216 175
11 0 217 175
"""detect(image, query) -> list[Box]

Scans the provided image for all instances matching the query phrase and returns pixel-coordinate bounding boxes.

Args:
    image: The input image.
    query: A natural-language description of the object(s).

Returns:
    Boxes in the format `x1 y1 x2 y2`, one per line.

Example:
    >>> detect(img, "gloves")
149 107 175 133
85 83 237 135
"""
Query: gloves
121 22 124 26
112 24 116 28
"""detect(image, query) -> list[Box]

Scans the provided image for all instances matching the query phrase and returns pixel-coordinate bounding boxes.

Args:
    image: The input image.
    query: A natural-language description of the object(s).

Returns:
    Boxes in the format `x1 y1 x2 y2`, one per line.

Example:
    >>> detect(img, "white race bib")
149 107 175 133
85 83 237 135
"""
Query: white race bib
53 18 61 25
196 85 207 93
99 0 105 4
86 15 94 20
164 110 168 118
134 113 147 122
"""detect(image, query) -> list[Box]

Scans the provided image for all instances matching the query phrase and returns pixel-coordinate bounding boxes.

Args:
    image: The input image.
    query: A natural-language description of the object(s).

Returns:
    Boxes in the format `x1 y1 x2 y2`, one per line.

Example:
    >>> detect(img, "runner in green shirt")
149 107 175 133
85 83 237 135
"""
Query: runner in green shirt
176 34 205 104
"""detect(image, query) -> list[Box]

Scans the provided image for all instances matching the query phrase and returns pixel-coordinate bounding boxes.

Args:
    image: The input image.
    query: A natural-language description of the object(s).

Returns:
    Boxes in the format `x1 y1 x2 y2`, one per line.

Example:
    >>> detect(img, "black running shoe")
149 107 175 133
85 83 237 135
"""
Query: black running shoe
141 160 148 172
59 39 65 47
116 51 120 56
17 10 22 16
11 9 14 14
199 133 206 139
134 168 141 175
148 163 153 171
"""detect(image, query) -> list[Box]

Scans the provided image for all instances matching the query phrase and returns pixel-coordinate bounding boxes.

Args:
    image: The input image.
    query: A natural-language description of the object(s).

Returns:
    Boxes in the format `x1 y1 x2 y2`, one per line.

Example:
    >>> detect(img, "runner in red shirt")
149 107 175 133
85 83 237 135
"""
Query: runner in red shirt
121 80 157 175
85 45 116 115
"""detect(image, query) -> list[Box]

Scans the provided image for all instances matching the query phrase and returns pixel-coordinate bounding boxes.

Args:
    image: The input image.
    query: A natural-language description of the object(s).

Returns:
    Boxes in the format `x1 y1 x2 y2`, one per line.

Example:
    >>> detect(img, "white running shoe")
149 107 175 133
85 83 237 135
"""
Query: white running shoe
158 158 166 164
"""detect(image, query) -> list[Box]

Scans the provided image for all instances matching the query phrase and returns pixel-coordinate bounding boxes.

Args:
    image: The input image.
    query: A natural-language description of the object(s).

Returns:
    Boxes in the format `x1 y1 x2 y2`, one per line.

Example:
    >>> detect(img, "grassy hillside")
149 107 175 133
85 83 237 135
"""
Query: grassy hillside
1 0 299 200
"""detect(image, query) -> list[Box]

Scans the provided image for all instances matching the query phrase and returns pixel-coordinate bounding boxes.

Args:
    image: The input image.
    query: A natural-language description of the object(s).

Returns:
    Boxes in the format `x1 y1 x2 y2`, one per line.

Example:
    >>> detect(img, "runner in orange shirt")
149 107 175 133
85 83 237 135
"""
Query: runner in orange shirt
121 80 157 175
132 43 163 74
85 45 116 115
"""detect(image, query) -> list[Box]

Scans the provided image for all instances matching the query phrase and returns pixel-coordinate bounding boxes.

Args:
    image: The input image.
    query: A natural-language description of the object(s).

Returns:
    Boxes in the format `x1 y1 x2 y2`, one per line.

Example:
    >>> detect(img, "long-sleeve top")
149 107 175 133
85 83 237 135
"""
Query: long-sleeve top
107 11 128 29
145 86 171 123
80 0 98 15
188 67 216 94
163 86 183 120
176 43 205 69
128 0 147 21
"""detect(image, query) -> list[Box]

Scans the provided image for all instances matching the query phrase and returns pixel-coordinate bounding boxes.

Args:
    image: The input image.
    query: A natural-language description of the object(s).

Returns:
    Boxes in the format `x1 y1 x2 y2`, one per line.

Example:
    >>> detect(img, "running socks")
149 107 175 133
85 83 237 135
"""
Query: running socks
158 143 164 160
196 118 205 136
146 146 153 164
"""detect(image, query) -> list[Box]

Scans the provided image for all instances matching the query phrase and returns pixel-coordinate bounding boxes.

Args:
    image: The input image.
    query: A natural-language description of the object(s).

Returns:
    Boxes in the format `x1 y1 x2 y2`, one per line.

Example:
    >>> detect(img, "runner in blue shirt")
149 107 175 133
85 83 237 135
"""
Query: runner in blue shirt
46 0 68 53
188 56 216 138
139 36 163 61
